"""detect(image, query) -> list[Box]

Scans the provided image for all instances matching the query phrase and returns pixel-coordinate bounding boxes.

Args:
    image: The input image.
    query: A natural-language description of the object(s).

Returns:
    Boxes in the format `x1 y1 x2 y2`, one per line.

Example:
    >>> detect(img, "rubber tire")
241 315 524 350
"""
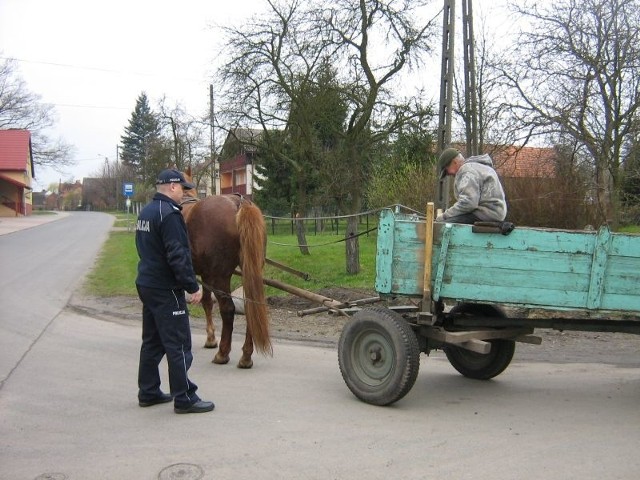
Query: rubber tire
338 307 420 406
443 303 515 380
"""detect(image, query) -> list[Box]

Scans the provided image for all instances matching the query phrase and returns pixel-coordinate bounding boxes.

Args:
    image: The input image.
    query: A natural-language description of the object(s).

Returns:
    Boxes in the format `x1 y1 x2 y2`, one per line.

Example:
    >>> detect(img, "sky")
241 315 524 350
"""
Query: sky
0 0 269 190
0 0 513 191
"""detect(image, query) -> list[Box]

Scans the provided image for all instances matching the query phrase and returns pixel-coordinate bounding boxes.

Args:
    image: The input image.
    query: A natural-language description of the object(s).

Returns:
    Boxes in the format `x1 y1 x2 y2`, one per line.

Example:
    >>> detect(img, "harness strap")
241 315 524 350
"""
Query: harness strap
180 197 198 206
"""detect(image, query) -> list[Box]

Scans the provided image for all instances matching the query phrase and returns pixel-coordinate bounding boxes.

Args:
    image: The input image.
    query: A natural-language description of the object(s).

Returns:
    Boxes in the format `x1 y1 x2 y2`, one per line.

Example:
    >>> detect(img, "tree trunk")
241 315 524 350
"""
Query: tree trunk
345 215 360 274
294 172 310 255
295 213 310 255
595 161 616 226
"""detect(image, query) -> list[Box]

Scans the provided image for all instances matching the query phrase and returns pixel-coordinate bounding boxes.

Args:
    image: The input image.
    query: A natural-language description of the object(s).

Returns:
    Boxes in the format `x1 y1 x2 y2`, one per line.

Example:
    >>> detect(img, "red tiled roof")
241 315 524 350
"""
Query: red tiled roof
493 146 556 178
0 129 32 171
449 144 557 178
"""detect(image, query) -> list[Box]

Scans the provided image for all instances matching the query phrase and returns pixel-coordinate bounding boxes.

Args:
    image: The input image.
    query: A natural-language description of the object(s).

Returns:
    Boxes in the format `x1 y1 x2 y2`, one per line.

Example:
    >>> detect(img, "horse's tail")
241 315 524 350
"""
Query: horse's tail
236 201 272 356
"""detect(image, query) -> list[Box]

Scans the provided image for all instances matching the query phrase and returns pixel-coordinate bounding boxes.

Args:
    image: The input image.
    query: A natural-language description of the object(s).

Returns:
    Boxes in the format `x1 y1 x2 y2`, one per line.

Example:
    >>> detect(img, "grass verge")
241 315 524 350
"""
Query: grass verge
84 229 378 299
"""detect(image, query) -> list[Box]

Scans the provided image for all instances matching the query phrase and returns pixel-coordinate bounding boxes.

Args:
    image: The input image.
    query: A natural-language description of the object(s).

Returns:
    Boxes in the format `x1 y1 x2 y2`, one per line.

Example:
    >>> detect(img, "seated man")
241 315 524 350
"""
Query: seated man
436 148 507 224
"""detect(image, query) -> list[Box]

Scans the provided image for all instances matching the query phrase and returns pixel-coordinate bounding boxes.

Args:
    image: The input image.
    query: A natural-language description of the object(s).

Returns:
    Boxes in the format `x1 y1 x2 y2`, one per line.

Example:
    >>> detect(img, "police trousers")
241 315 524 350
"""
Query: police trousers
136 285 200 408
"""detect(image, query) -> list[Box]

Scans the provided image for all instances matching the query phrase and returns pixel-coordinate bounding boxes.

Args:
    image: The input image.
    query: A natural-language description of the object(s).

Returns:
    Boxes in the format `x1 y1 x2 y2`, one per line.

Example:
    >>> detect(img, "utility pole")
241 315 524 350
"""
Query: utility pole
115 145 120 211
436 0 478 211
462 0 478 156
209 85 217 196
437 0 456 211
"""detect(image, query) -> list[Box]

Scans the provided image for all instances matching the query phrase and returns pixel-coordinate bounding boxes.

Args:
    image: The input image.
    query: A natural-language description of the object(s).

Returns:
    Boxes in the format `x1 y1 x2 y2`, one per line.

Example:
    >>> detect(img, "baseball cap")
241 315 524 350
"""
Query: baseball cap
437 148 460 179
155 169 195 189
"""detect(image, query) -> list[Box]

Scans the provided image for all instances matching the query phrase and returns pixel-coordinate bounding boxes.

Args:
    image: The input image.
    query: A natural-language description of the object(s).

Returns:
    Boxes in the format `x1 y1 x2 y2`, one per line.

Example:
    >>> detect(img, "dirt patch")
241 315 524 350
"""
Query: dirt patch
67 289 640 366
67 289 365 346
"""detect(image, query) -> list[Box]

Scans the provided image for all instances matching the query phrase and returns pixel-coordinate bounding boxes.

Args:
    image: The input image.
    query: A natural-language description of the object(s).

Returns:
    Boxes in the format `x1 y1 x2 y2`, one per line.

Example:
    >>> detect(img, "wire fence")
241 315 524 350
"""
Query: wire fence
263 204 423 237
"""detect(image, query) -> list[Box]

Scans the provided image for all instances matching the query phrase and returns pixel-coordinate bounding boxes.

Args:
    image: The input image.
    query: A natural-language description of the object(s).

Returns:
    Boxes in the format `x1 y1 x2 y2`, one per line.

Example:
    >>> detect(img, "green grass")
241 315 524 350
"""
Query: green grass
84 231 139 296
83 229 378 299
619 225 640 234
111 211 137 228
263 233 377 295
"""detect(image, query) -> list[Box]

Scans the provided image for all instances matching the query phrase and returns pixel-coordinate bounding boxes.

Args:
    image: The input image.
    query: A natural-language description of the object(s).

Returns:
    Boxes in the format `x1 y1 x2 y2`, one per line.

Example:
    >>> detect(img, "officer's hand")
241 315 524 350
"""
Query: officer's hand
188 289 203 305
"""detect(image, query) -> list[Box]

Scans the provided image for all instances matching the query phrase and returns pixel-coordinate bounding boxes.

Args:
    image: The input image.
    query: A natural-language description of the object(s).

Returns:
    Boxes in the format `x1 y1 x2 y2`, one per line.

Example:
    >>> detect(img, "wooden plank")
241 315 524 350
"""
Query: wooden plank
432 223 452 301
438 283 589 309
603 257 640 295
265 257 310 280
440 263 590 292
439 246 593 275
374 209 395 293
422 203 435 307
390 277 423 295
586 226 612 309
421 326 533 343
610 233 640 257
441 225 598 255
598 293 640 312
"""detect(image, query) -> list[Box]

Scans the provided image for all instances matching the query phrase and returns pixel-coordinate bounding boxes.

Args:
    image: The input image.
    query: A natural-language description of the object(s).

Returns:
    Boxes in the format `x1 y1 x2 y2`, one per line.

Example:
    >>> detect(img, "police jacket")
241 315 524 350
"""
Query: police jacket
135 192 199 294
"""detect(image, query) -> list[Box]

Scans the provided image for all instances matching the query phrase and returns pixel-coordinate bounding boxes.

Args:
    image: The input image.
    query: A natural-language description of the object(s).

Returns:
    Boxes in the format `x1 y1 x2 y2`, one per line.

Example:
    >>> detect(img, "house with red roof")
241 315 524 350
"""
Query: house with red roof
449 144 557 179
492 145 557 179
0 129 35 216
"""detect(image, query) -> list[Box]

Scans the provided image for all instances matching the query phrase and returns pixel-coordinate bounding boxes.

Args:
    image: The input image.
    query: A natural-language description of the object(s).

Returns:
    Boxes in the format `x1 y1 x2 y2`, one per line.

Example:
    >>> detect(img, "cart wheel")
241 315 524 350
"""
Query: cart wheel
443 303 515 380
338 307 420 406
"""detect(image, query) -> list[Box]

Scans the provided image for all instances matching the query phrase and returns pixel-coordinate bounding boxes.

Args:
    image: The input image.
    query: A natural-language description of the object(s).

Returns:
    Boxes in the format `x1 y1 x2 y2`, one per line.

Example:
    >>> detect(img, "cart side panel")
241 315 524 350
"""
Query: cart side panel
375 209 424 295
432 224 640 312
433 225 596 309
374 209 640 313
600 235 640 311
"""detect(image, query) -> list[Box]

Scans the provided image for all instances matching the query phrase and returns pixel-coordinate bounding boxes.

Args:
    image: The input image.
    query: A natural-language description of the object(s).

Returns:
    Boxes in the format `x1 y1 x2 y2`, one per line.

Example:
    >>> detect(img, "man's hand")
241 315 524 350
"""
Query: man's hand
187 288 203 304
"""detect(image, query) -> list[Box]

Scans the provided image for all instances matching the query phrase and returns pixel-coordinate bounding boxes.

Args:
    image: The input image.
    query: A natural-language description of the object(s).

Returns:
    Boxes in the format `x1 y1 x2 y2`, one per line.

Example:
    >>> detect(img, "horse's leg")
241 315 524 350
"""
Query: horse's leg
238 328 254 369
212 283 234 365
201 286 218 349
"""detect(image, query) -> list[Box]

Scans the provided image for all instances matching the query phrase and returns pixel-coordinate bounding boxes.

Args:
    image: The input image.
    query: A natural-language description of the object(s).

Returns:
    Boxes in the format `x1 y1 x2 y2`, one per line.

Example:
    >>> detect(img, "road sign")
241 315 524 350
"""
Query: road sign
123 182 134 197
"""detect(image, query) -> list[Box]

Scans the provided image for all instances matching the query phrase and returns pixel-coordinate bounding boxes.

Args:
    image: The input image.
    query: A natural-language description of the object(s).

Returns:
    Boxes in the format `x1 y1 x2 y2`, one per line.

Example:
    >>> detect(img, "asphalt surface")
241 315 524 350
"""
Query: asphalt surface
1 213 639 480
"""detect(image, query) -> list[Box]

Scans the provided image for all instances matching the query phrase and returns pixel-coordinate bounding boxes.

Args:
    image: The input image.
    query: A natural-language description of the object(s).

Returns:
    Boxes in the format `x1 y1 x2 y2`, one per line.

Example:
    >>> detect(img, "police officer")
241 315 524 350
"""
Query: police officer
135 169 214 414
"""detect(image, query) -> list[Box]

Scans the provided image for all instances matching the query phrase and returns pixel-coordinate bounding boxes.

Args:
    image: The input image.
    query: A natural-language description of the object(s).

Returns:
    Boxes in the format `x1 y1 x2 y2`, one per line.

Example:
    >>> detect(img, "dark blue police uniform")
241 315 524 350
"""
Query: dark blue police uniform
135 191 202 409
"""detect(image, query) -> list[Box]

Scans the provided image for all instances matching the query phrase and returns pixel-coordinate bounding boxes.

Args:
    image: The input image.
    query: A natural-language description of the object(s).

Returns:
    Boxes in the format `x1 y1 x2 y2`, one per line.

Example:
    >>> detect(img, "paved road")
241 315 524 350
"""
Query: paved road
0 212 114 386
1 213 639 480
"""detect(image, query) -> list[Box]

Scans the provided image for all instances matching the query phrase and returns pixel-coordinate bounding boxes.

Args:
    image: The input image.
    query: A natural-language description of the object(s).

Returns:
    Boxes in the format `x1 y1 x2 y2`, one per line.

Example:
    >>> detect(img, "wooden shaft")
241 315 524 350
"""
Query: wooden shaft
265 257 310 280
297 296 381 317
422 202 435 310
234 269 349 316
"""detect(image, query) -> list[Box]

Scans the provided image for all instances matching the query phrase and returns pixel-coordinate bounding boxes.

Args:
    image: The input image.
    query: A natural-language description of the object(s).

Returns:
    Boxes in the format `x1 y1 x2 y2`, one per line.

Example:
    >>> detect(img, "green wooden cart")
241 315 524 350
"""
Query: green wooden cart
338 204 640 406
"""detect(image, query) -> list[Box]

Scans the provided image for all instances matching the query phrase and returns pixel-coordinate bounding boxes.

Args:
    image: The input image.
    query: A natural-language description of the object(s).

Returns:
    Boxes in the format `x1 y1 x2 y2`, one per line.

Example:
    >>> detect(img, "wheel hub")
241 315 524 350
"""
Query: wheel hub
369 346 383 364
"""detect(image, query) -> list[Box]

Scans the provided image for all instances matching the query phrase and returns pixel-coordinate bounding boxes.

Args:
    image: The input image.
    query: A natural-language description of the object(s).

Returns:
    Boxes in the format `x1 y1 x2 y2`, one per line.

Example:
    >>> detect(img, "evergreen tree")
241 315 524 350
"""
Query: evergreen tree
120 92 161 185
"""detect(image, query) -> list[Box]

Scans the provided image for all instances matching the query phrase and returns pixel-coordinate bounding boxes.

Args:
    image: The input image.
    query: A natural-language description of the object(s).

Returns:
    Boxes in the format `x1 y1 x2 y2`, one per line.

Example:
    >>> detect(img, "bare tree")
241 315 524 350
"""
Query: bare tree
498 0 640 225
216 0 439 273
452 13 518 158
157 97 209 181
0 57 73 170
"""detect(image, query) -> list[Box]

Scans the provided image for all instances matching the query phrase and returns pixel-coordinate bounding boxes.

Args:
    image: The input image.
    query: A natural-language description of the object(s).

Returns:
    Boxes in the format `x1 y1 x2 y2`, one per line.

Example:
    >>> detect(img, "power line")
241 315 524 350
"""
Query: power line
1 55 156 77
0 56 202 83
53 103 129 110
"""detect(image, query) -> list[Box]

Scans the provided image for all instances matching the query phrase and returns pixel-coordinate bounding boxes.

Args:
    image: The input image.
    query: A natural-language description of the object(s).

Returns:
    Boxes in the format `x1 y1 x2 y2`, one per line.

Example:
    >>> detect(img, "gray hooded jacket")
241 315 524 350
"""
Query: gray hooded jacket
442 154 507 222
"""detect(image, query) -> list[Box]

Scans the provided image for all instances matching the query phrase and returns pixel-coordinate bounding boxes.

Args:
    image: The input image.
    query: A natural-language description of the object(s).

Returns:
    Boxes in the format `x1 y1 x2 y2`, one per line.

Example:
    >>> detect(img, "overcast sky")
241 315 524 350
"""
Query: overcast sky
0 0 270 190
0 0 513 191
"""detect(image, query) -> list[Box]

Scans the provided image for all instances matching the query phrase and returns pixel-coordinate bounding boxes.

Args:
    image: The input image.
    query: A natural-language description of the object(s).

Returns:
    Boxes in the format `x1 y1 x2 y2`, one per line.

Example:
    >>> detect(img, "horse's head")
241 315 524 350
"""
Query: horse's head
181 169 198 201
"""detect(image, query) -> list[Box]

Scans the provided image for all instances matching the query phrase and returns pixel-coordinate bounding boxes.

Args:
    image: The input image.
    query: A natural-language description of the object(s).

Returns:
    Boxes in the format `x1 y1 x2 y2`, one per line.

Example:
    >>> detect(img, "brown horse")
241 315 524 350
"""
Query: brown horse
181 188 271 369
